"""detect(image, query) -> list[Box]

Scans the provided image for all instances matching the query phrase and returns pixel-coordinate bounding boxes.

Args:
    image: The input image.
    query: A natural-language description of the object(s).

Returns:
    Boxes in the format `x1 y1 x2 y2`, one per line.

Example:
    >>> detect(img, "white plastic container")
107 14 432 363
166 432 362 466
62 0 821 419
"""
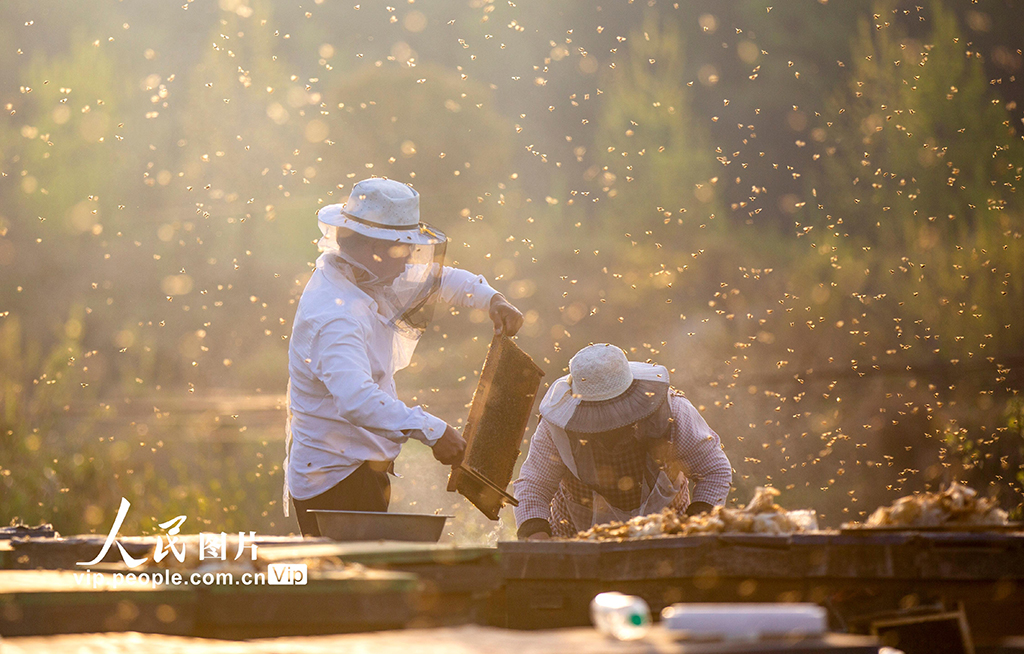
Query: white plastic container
590 592 652 641
660 603 827 641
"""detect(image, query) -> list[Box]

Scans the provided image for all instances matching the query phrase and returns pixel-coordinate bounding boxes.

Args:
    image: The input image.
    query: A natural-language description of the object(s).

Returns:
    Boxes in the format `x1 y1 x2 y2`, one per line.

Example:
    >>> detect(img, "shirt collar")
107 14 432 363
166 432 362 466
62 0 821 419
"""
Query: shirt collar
316 253 377 310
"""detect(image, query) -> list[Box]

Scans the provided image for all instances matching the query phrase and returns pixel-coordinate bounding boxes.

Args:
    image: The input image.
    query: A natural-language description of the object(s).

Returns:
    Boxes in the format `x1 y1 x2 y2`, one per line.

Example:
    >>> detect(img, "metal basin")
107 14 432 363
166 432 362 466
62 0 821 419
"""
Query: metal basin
311 510 452 542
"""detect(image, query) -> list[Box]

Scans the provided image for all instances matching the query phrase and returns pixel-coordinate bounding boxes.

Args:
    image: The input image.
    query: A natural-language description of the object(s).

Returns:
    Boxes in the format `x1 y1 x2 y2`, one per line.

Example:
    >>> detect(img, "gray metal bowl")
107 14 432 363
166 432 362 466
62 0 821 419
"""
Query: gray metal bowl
311 510 453 542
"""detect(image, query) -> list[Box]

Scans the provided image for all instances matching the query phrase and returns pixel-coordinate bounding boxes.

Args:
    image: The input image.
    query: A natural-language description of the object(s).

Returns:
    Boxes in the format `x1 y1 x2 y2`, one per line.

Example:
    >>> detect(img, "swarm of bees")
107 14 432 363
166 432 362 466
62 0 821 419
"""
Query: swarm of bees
846 482 1009 529
575 487 815 541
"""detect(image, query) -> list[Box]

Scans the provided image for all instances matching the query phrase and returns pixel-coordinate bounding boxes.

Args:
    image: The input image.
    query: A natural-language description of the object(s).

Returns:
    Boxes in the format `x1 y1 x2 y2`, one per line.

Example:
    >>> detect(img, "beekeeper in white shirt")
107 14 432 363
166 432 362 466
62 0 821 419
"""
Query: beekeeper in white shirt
285 178 524 536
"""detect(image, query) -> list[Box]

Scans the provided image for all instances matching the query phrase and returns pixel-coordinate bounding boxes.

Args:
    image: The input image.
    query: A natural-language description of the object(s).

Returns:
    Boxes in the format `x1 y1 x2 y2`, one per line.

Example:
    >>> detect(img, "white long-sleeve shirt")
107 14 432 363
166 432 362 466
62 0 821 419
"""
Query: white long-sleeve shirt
286 254 497 501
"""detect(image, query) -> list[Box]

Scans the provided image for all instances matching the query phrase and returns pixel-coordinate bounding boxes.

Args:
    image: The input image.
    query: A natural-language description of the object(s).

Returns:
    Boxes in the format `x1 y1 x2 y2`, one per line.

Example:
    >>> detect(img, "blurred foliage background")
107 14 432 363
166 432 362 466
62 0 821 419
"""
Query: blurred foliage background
1 0 1022 539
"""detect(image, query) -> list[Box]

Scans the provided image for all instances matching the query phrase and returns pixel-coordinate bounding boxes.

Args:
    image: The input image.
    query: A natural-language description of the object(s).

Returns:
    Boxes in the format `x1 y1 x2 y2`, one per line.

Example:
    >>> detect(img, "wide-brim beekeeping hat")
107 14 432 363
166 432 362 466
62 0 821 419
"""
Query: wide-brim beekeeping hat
539 343 670 433
316 178 445 248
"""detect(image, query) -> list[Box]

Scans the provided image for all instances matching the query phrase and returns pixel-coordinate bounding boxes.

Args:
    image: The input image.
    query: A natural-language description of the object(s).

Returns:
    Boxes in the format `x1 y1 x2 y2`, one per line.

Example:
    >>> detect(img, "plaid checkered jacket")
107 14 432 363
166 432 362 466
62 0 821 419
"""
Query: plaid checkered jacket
512 393 733 538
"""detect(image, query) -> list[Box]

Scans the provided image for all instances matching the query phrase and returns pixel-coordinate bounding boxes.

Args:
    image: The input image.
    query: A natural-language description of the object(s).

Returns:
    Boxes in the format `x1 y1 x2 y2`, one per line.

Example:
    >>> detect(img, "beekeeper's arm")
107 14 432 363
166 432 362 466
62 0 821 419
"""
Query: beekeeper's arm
313 315 447 446
439 267 523 336
512 419 568 539
671 396 733 515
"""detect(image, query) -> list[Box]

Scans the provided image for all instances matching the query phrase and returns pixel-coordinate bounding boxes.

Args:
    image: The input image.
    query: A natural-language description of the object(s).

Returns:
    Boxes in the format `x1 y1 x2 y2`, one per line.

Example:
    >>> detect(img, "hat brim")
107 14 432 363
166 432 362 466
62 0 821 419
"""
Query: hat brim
317 203 445 245
539 361 671 431
336 216 445 245
563 378 669 433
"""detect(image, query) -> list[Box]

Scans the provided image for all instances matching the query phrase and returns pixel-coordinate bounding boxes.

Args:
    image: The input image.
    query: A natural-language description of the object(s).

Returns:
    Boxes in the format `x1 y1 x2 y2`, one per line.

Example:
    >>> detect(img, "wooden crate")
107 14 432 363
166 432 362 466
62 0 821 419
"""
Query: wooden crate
497 531 1024 642
259 541 503 627
870 609 974 654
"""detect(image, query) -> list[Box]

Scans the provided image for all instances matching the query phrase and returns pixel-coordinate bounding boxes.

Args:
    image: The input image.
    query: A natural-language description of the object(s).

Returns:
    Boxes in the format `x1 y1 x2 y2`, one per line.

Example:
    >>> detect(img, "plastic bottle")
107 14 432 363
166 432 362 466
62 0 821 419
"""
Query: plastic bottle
590 592 652 641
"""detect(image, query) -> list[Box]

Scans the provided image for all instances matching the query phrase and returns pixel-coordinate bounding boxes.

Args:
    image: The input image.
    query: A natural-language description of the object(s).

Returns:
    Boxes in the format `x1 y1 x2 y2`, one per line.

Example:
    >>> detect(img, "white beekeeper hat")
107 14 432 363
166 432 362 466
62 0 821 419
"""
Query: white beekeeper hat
539 343 670 433
317 178 445 248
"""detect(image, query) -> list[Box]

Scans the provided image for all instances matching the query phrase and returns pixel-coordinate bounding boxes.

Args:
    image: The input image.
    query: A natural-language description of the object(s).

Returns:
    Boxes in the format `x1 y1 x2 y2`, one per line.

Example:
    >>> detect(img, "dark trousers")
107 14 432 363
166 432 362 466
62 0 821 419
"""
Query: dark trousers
292 461 391 537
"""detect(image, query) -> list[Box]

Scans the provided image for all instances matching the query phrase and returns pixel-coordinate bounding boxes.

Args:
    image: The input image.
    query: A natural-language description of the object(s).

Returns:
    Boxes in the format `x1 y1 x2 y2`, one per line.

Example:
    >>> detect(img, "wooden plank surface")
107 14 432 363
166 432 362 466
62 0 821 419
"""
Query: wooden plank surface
0 567 420 639
3 535 328 571
0 570 196 637
259 540 496 565
0 626 881 654
498 532 1024 580
0 569 175 593
0 541 12 570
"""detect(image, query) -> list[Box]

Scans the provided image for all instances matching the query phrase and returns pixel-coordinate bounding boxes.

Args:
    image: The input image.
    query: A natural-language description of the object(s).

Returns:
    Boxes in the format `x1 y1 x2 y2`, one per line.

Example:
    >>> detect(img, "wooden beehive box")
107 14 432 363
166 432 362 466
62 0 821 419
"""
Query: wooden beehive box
448 335 544 520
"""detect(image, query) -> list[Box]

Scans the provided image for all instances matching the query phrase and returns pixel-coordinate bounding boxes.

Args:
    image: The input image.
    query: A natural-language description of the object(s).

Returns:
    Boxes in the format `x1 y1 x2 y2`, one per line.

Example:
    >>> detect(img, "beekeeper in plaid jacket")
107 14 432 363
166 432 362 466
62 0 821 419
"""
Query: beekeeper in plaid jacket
513 343 733 539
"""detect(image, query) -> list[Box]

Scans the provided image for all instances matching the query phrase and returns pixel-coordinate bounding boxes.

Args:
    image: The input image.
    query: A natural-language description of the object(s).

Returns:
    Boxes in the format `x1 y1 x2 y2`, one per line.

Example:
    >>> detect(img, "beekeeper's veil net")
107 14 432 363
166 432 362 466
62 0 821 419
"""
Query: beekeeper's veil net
315 179 448 356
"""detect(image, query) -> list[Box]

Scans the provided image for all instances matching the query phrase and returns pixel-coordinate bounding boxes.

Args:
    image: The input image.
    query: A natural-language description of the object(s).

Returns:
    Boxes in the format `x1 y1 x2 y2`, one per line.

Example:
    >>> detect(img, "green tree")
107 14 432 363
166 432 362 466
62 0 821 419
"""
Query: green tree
314 62 514 227
595 13 721 231
820 0 1021 246
811 0 1024 360
0 35 138 386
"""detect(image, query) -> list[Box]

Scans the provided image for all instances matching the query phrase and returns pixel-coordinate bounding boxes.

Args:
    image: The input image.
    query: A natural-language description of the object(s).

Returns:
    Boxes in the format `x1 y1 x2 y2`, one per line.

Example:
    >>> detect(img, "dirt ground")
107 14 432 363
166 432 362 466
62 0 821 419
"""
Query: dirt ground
0 626 879 654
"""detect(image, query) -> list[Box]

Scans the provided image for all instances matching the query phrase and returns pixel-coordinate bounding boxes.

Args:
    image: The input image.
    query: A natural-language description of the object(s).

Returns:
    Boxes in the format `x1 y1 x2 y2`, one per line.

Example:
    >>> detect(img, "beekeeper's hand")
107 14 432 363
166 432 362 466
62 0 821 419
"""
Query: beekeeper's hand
685 501 714 517
489 293 524 337
431 424 466 466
